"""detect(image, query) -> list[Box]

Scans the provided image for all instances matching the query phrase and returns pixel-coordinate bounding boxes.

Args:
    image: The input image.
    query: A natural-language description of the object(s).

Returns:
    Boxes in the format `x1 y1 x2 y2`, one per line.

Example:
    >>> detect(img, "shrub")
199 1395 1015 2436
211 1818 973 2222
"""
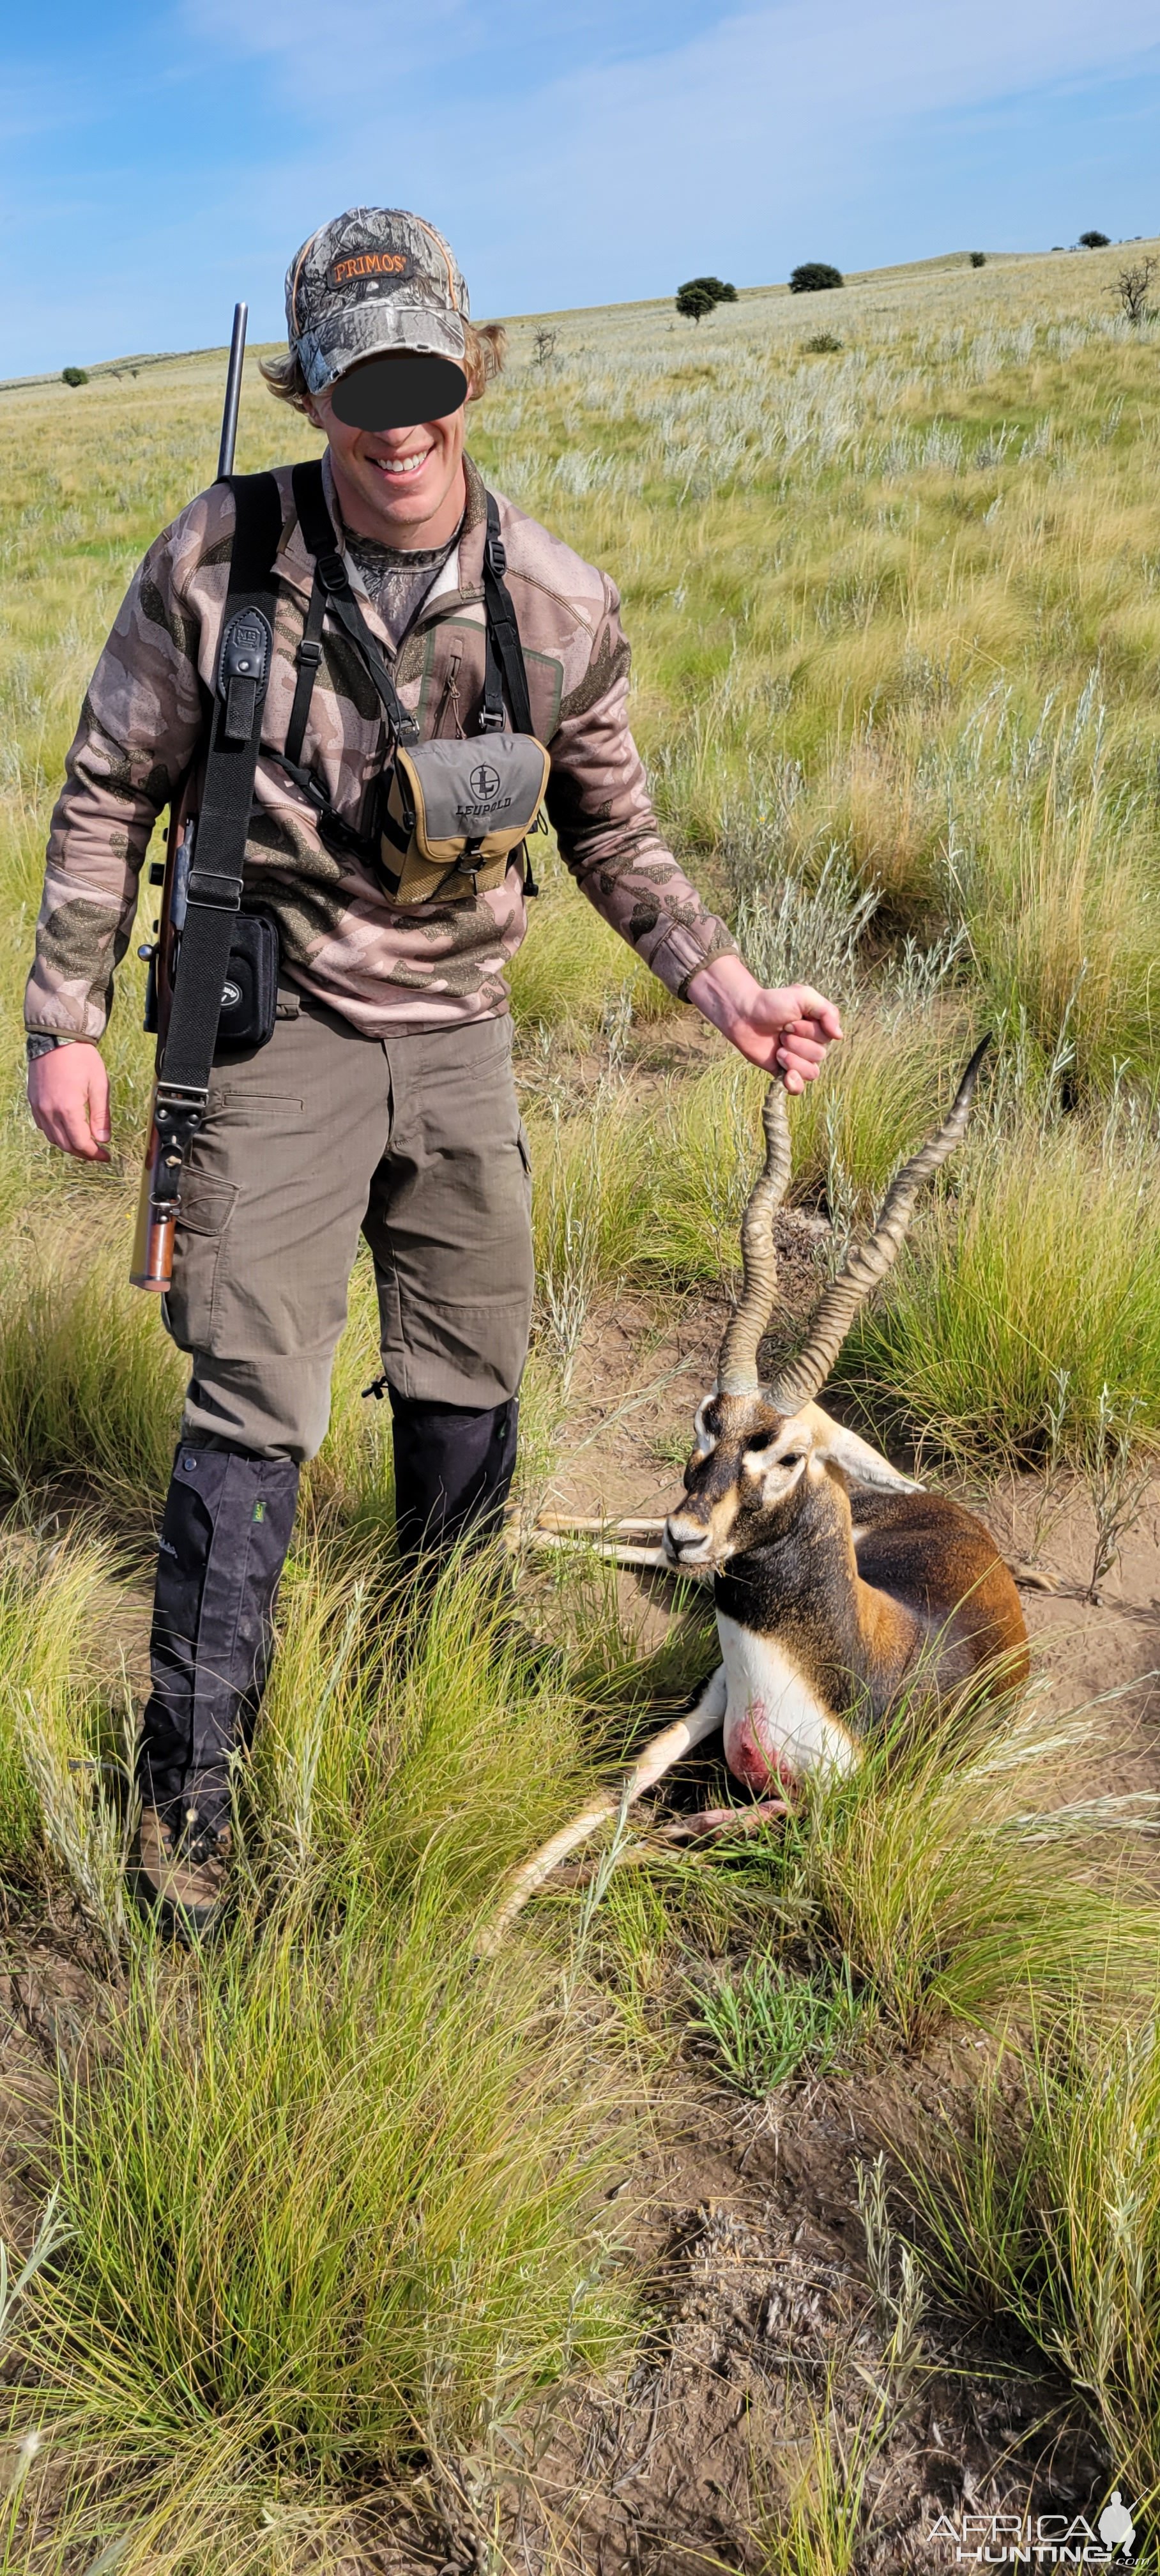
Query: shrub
970 250 986 268
61 366 89 387
801 330 843 353
676 285 715 325
1116 256 1156 325
789 262 844 293
1079 229 1111 249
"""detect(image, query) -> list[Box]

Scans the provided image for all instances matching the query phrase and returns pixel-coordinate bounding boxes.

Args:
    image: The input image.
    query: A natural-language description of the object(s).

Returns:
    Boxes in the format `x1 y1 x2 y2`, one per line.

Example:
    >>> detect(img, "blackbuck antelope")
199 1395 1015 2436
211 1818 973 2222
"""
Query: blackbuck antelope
485 1040 1027 1947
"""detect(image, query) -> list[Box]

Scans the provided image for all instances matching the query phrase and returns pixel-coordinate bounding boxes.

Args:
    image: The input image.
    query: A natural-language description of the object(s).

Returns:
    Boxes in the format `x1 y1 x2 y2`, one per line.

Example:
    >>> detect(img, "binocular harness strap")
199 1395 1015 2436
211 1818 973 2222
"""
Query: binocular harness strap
481 494 535 736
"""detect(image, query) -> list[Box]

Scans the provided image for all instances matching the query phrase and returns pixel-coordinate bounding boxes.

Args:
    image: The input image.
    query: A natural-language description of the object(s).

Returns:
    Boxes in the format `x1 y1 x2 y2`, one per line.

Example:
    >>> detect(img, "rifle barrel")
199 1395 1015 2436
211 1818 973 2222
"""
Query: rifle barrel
216 300 248 481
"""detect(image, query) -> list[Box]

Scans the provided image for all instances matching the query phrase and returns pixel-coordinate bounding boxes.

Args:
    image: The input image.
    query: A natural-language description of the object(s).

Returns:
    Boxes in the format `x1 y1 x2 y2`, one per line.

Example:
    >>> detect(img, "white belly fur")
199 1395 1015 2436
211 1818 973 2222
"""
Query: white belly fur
717 1614 856 1787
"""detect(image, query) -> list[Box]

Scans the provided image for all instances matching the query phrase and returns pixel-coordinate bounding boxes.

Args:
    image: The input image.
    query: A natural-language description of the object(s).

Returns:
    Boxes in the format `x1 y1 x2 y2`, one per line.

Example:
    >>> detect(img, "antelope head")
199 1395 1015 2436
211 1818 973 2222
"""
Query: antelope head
662 1039 991 1575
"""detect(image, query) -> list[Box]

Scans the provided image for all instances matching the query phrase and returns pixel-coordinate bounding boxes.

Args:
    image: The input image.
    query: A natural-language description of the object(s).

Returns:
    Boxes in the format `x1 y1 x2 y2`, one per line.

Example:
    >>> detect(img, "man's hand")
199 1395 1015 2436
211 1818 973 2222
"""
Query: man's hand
685 956 843 1091
27 1043 112 1162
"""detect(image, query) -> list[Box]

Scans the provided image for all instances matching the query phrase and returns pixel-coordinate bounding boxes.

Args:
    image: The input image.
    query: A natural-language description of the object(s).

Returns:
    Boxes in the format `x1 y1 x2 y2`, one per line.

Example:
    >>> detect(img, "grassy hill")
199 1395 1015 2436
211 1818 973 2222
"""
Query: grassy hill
2 241 1160 2568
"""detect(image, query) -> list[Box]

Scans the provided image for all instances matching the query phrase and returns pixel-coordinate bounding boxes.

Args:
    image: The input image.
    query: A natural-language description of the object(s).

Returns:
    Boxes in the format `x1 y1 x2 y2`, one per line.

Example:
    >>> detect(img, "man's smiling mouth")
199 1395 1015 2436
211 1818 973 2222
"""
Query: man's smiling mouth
372 450 431 478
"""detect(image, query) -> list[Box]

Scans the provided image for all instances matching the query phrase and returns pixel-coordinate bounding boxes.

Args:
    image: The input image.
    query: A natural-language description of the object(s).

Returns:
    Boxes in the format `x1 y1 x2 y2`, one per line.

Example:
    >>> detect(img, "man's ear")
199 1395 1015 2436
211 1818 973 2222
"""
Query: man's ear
796 1402 922 1494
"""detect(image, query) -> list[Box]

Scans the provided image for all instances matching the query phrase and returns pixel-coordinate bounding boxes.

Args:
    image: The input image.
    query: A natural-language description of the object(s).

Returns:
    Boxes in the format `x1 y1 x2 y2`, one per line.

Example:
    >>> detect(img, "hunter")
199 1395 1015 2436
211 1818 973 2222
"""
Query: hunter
24 206 842 1936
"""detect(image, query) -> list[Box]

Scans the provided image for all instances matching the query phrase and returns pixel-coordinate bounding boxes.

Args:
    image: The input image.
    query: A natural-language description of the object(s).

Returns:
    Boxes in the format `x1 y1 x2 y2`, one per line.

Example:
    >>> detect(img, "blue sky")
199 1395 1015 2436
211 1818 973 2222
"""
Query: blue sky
4 0 1159 375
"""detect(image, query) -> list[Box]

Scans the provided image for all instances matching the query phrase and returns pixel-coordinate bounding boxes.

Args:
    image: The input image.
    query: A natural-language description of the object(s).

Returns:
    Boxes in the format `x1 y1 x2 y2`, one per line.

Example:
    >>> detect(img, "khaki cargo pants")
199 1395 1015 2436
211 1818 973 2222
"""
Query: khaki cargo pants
164 995 534 1461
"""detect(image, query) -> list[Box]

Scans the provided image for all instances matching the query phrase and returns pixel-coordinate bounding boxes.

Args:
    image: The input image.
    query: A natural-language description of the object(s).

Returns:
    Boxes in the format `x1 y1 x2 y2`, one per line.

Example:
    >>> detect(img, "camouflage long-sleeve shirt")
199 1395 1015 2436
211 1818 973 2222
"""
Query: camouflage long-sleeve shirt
25 451 737 1041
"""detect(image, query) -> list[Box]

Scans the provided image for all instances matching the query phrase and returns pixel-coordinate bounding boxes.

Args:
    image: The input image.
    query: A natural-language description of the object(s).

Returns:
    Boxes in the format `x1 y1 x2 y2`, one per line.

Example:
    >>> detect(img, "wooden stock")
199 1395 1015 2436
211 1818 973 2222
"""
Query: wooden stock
130 1104 177 1293
128 794 193 1295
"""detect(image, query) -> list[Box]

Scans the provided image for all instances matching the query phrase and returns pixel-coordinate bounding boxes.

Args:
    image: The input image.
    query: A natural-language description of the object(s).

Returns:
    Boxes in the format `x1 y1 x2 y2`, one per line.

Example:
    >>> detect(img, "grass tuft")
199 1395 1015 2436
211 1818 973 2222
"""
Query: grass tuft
19 1884 634 2562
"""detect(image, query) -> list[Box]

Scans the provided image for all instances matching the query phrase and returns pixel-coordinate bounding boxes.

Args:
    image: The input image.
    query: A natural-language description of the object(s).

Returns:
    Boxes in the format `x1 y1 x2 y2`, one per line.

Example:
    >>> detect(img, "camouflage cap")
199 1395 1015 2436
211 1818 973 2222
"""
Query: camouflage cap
286 206 469 398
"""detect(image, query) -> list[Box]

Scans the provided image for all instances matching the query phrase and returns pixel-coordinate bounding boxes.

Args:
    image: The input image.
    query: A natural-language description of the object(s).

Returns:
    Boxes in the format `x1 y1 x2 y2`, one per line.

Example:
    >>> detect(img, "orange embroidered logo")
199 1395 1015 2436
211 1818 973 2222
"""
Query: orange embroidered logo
330 250 411 288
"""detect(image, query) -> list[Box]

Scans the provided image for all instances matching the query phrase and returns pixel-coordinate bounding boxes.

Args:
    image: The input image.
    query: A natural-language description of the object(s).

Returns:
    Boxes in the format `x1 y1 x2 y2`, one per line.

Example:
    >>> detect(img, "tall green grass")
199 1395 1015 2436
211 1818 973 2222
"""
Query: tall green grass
0 1232 183 1521
0 1529 116 1887
899 2012 1160 2510
10 1558 643 2570
20 1896 631 2569
843 1108 1160 1461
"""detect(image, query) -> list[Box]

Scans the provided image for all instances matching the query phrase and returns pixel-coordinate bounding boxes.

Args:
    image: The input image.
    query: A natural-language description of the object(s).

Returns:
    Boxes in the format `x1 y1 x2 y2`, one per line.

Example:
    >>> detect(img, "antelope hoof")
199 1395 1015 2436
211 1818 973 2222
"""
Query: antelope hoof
665 1800 790 1841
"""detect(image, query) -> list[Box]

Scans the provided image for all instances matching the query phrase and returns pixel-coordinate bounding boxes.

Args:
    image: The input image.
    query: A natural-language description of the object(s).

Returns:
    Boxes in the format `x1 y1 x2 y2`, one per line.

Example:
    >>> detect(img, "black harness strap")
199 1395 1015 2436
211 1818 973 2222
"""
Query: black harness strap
282 554 326 776
279 463 541 890
159 471 282 1098
289 460 417 742
481 493 534 736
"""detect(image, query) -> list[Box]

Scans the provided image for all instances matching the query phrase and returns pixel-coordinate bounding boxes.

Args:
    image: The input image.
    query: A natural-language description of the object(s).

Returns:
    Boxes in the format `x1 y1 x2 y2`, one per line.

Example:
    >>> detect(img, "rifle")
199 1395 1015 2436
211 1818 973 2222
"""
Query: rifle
130 302 249 1292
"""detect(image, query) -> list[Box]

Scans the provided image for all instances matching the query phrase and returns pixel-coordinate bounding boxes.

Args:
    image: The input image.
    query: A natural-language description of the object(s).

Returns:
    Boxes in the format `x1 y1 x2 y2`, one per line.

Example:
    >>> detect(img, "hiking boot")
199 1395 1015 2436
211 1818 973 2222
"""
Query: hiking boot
132 1805 233 1943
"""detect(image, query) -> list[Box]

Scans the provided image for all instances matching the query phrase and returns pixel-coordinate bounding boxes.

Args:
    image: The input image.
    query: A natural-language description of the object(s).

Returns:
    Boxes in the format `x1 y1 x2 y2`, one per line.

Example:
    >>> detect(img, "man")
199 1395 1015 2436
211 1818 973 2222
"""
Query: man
25 206 841 1936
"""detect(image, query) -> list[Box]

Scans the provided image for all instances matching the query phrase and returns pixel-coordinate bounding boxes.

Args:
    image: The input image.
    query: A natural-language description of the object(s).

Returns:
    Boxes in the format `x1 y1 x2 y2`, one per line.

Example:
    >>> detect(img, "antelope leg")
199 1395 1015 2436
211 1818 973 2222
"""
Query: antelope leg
558 1800 790 1887
533 1514 668 1535
1006 1557 1060 1593
519 1531 669 1571
478 1666 729 1951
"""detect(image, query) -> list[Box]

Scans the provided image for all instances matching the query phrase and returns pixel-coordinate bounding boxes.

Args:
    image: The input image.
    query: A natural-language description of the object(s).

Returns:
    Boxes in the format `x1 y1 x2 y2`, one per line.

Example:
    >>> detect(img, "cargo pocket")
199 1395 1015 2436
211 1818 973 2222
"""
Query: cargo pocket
164 1171 238 1354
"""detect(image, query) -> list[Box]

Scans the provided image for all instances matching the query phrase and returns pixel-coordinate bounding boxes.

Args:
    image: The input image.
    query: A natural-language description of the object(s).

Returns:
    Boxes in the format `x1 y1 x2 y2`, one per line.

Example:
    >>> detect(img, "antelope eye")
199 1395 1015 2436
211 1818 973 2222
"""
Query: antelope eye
781 1452 803 1469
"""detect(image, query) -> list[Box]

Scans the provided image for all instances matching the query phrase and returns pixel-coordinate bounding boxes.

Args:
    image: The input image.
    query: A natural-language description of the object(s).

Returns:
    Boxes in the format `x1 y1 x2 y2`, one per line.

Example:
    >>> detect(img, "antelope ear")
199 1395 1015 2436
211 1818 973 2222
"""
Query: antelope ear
798 1403 922 1494
692 1395 717 1457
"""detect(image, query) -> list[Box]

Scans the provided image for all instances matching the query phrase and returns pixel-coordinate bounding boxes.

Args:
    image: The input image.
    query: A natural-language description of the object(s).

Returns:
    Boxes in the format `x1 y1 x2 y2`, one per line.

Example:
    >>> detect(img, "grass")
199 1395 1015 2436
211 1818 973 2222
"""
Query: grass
8 1560 643 2568
759 1676 1160 2050
612 1673 1160 2080
20 1894 632 2568
3 238 1160 2563
843 1103 1160 1464
0 1528 118 1889
897 2012 1160 2513
691 1951 870 2096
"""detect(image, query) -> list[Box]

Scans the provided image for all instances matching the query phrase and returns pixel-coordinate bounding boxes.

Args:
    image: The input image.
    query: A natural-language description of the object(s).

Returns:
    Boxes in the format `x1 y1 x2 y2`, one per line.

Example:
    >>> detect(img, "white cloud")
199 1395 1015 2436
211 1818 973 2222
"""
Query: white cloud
8 0 1159 367
175 0 1160 309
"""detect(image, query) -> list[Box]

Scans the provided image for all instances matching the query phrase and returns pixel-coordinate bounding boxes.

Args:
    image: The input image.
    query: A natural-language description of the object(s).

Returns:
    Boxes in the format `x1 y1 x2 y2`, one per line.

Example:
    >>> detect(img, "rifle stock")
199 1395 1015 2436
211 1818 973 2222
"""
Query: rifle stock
130 302 248 1295
129 798 195 1290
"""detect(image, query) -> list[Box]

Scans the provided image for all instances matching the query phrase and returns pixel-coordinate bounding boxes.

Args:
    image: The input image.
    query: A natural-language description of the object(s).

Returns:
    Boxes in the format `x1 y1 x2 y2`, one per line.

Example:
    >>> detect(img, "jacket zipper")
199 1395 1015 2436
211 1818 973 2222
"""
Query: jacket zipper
434 644 464 739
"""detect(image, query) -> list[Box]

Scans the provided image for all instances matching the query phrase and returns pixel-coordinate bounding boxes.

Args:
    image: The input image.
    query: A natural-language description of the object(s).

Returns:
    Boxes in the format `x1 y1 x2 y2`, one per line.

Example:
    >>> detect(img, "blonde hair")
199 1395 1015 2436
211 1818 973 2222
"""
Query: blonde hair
261 319 507 413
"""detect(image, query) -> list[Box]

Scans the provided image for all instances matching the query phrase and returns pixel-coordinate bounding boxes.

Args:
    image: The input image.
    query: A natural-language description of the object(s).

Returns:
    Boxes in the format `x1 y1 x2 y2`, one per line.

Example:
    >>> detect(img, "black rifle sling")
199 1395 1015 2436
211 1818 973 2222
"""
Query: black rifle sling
159 471 282 1094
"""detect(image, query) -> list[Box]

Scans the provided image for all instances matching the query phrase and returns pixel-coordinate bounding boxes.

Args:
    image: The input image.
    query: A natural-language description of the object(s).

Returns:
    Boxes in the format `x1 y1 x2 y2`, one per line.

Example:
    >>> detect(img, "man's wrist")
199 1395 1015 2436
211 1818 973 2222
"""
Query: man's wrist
685 954 754 1026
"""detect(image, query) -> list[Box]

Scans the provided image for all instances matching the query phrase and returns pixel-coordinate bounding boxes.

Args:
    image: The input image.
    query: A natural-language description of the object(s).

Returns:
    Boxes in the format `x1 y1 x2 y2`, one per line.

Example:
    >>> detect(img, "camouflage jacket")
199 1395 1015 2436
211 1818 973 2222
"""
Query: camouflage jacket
25 452 737 1041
